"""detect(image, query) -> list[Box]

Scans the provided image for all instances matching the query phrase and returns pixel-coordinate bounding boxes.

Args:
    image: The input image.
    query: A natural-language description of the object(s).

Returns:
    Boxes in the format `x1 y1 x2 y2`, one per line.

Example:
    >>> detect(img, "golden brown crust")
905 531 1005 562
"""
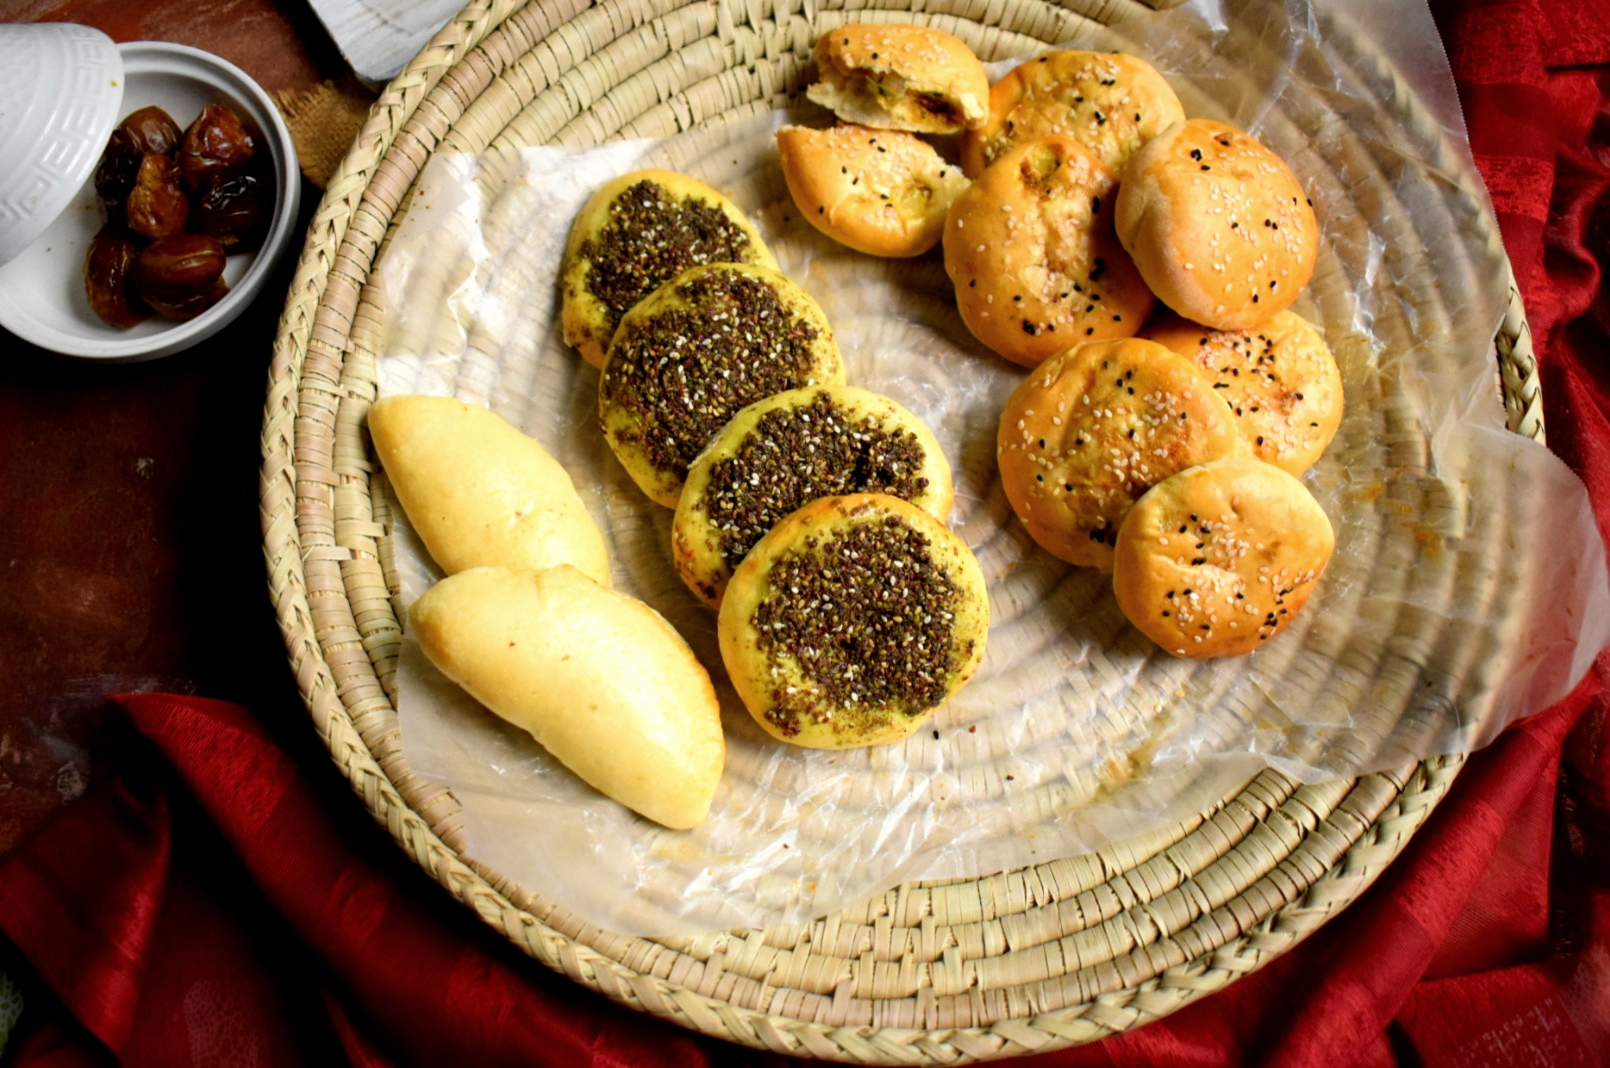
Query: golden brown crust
560 169 777 368
409 565 726 829
599 263 846 508
777 124 970 257
944 137 1153 368
996 337 1244 570
1112 457 1335 658
807 24 989 134
717 493 989 749
1141 309 1343 475
959 50 1185 178
367 395 611 586
673 384 954 609
1114 120 1318 331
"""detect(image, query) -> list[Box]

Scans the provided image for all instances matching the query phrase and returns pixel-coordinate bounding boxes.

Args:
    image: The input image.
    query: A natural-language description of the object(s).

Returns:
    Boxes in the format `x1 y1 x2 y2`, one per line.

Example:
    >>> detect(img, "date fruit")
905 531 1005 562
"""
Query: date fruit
124 154 190 240
84 227 151 328
133 234 229 320
179 104 255 193
94 107 183 219
193 174 267 251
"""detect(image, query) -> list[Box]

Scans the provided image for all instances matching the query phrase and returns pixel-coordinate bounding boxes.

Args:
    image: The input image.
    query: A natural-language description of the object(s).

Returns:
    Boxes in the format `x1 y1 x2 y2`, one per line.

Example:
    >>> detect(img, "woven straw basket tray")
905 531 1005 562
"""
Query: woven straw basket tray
261 0 1546 1059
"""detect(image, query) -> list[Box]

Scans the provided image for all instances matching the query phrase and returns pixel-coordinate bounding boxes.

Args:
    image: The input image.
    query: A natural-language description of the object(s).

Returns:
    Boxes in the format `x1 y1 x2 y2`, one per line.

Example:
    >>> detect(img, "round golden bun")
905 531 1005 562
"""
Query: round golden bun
960 50 1185 178
409 565 725 829
807 23 989 134
1141 309 1343 475
599 262 846 508
944 137 1153 368
718 493 989 749
1112 457 1335 658
673 384 954 608
996 337 1244 570
1114 119 1319 331
777 124 969 257
560 169 777 368
367 395 610 586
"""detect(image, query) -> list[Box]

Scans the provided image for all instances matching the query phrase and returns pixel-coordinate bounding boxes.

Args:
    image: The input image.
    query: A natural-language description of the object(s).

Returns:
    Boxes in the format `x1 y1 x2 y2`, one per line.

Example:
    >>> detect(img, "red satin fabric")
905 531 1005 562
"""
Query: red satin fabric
4 1 1610 1064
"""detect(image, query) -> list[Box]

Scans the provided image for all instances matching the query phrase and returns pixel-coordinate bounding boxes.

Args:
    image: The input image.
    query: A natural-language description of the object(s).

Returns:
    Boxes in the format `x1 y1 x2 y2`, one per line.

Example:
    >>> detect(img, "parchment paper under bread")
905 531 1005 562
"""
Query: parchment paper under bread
373 0 1610 936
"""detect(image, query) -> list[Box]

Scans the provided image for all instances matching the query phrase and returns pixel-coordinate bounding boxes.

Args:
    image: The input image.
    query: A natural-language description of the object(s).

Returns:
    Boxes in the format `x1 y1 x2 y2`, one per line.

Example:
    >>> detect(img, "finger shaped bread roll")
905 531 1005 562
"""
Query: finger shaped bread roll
1141 309 1343 475
1113 457 1335 658
777 124 969 257
719 494 989 748
960 50 1185 178
997 338 1243 570
561 169 777 368
1115 119 1319 331
599 263 846 508
807 24 989 134
410 565 725 829
674 385 954 608
944 137 1153 367
368 395 610 586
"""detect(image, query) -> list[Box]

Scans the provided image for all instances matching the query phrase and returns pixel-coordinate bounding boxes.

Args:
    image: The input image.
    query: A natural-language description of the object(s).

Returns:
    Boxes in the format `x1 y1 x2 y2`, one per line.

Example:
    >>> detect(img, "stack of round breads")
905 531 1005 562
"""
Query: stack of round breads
782 24 1344 658
555 166 991 751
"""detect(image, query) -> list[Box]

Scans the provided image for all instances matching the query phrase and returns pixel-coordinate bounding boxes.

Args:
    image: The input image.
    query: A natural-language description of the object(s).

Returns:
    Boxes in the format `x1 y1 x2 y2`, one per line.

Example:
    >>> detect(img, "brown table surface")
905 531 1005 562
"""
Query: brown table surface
0 0 349 856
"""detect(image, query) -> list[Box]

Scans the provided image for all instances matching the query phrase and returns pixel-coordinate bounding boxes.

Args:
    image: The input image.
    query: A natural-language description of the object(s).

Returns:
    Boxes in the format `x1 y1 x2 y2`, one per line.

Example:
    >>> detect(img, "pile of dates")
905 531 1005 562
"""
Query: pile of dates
85 103 273 327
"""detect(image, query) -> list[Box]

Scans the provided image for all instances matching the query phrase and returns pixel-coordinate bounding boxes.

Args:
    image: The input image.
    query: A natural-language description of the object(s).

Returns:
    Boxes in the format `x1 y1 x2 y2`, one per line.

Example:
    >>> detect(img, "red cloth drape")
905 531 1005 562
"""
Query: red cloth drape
4 0 1610 1064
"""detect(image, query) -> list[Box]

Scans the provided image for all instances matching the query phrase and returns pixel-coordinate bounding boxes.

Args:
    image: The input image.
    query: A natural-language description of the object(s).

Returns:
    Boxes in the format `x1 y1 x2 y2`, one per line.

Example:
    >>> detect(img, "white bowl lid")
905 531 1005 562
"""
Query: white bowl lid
0 23 125 267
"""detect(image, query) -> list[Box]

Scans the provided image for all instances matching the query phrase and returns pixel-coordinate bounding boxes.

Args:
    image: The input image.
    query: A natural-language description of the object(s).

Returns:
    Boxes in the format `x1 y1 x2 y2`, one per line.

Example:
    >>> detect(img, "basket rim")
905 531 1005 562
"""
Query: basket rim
259 0 1541 1059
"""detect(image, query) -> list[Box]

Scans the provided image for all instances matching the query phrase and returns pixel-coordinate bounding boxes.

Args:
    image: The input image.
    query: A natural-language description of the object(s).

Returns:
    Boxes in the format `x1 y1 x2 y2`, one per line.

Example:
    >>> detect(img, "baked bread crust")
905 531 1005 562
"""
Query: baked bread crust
718 493 989 749
673 384 954 608
1142 309 1343 475
599 263 846 508
944 137 1153 368
959 50 1185 178
777 124 969 257
560 169 777 368
996 337 1244 570
409 565 726 829
1112 456 1335 658
806 23 989 134
368 395 611 586
1114 119 1318 331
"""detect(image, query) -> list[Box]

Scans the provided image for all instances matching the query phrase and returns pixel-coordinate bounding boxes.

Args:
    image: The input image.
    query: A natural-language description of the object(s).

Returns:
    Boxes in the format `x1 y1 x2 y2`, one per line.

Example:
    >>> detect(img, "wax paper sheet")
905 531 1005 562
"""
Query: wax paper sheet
372 0 1610 936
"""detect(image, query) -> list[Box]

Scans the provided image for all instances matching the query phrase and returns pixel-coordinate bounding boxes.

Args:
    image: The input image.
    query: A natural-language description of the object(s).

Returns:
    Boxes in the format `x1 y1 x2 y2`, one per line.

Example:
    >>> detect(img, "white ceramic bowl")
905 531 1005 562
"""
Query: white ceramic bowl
0 38 301 361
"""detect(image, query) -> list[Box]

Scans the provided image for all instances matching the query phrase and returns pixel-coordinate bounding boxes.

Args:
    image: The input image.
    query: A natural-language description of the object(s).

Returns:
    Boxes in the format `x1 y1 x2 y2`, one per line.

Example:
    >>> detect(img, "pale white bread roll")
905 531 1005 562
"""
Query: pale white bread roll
777 124 969 257
807 24 988 134
368 395 610 586
409 565 726 829
1115 119 1319 331
1113 457 1335 658
960 50 1185 178
718 493 989 749
560 169 777 368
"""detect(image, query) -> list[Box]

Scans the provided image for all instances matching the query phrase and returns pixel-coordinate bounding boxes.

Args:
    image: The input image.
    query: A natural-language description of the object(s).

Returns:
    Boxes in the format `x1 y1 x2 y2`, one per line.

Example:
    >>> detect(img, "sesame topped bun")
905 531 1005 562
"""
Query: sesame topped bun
807 23 989 134
960 50 1185 178
1115 120 1319 331
944 137 1153 368
996 337 1244 570
777 124 969 257
1112 457 1335 658
561 169 776 368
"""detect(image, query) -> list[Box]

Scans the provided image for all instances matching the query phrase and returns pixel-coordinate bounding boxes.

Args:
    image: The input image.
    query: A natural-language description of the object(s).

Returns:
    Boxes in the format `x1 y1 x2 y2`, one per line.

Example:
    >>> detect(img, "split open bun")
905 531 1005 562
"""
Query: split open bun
807 23 989 135
673 384 954 608
560 169 776 368
718 494 989 749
